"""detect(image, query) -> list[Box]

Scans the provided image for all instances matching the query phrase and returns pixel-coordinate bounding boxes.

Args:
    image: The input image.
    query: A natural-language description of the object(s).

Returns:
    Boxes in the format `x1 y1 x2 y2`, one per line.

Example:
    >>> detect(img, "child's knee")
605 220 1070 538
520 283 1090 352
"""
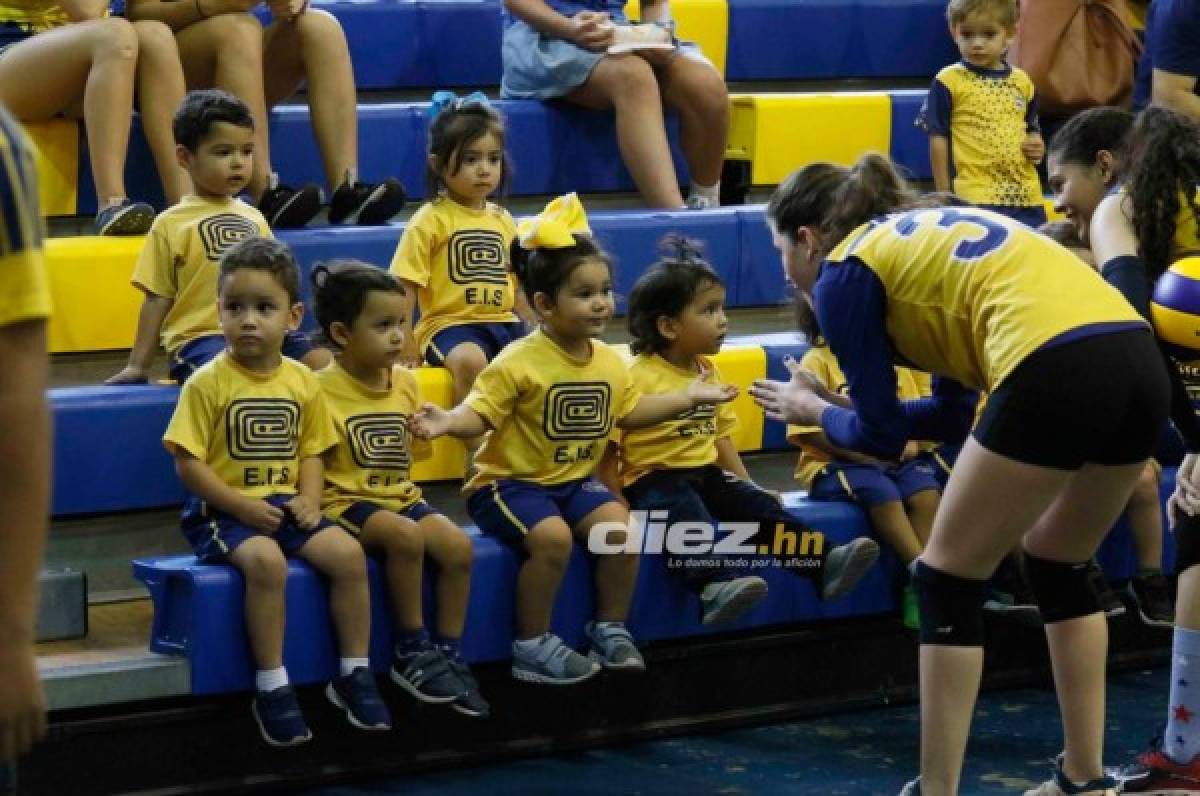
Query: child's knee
525 523 574 569
233 539 288 589
440 529 474 573
294 8 346 44
131 19 176 56
94 17 139 61
384 521 424 561
445 345 488 384
215 13 264 54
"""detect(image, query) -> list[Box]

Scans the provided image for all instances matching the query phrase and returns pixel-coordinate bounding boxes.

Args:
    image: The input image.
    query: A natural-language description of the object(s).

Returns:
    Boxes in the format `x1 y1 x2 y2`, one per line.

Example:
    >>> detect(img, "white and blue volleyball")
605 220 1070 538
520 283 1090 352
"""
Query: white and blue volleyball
1152 256 1200 364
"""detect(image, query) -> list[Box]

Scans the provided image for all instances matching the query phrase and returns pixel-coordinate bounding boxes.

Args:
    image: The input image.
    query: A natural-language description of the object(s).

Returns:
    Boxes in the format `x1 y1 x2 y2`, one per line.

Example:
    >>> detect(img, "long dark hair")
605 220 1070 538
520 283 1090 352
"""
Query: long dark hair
1125 106 1200 276
767 154 920 257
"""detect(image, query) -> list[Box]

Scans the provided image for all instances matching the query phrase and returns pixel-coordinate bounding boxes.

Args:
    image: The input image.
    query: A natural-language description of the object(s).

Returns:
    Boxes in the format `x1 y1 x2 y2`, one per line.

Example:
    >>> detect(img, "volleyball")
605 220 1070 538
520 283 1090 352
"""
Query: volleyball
1151 256 1200 364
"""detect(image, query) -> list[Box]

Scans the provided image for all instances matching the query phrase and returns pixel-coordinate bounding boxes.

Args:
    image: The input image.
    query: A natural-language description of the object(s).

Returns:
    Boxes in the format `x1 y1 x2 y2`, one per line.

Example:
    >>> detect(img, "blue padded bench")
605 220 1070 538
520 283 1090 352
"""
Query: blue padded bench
725 0 957 81
889 89 932 180
76 101 688 214
133 496 901 695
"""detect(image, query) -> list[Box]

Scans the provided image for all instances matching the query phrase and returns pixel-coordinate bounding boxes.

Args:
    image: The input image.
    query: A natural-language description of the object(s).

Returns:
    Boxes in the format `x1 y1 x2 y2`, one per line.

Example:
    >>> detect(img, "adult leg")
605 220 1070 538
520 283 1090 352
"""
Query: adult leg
296 526 370 658
1127 460 1164 572
131 20 189 204
175 13 272 199
262 10 355 191
565 54 684 208
656 53 728 192
0 20 138 206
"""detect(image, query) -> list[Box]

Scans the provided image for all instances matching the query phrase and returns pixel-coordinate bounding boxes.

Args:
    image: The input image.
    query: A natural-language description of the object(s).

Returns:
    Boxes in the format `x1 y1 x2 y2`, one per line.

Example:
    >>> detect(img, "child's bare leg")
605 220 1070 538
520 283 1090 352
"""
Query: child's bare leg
359 511 425 632
421 513 474 639
131 20 190 204
657 54 728 189
574 501 638 622
297 526 370 658
227 536 289 669
517 517 573 639
175 14 272 199
904 488 940 551
0 20 138 205
566 54 684 208
444 342 489 453
262 11 356 190
1128 460 1163 571
866 500 924 565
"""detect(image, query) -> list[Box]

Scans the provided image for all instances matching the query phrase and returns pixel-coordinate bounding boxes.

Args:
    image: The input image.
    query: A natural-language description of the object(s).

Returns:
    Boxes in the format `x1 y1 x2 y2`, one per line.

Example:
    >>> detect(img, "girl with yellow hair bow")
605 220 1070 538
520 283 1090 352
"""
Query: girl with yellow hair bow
412 194 739 686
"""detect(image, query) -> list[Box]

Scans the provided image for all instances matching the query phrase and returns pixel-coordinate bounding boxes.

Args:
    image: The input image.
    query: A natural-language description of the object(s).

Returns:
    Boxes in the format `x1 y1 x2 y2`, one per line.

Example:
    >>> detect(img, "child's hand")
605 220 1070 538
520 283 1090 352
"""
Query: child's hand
105 365 149 385
570 11 615 52
236 498 285 534
411 402 452 439
284 495 321 530
1021 132 1045 165
400 335 422 369
686 376 739 407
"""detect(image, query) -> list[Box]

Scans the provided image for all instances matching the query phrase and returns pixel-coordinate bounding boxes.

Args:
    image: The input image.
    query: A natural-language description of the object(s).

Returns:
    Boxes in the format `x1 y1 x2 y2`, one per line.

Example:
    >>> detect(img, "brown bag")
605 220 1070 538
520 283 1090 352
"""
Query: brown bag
1010 0 1142 117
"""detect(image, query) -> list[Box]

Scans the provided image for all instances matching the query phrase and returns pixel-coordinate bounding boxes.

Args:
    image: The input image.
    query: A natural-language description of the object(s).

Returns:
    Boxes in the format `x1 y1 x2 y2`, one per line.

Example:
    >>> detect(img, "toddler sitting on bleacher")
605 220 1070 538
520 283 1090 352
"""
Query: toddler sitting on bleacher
786 301 943 629
107 90 330 386
390 95 532 453
917 0 1047 227
163 237 390 747
412 196 736 685
606 239 880 626
311 261 489 719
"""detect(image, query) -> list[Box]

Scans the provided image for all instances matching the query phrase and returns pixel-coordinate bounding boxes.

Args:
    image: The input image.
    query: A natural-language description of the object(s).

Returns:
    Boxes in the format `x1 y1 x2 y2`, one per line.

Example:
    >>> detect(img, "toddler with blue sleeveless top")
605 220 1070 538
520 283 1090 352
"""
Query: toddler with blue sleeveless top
163 237 390 747
412 195 738 685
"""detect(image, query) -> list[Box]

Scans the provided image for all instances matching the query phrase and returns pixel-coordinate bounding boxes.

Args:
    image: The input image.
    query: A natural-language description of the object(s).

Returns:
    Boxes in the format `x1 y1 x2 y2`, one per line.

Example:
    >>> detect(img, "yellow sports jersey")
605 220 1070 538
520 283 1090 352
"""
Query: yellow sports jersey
466 329 641 491
163 352 337 499
0 0 68 32
389 197 519 355
617 353 738 487
132 195 271 354
0 110 49 326
827 206 1145 391
922 62 1043 207
318 361 430 522
786 346 928 488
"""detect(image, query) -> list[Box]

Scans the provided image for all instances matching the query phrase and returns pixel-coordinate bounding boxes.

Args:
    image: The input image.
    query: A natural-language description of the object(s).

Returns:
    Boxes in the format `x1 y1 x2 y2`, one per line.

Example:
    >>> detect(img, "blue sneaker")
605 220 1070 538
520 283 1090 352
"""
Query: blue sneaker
511 633 599 685
251 685 312 747
325 668 392 731
94 199 154 236
586 621 645 672
447 657 490 719
391 643 463 704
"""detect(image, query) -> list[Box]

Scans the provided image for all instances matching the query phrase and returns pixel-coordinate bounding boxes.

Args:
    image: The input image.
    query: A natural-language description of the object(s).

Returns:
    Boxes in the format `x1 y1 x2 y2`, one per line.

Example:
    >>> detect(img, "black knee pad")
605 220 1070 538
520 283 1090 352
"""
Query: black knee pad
912 561 988 646
1023 553 1100 623
1177 512 1200 574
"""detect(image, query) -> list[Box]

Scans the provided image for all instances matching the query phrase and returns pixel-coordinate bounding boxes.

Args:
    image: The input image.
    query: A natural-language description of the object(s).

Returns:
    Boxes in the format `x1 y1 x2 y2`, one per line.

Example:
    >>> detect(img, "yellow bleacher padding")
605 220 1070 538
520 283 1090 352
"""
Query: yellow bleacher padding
24 119 78 218
624 0 727 74
726 93 892 186
409 367 470 482
46 236 144 353
711 345 765 452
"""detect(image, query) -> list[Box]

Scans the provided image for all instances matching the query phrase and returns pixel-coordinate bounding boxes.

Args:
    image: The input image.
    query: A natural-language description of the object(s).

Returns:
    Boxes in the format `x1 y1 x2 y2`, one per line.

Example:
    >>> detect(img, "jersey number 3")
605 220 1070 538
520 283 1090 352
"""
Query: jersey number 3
892 208 1010 262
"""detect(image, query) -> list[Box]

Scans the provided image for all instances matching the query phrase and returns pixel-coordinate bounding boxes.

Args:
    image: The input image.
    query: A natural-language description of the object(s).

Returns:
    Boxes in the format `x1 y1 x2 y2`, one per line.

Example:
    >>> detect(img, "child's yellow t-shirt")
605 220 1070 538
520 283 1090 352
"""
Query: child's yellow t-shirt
0 0 69 32
919 62 1043 208
131 195 271 355
389 197 519 356
317 361 431 523
786 346 928 489
163 352 337 498
465 329 641 491
616 352 738 487
0 112 49 326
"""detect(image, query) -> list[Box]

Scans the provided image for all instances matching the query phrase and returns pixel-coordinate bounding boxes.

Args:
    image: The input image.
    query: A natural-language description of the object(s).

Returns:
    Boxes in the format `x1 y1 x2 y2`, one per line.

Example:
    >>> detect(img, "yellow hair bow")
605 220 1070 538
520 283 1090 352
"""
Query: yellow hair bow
516 193 592 250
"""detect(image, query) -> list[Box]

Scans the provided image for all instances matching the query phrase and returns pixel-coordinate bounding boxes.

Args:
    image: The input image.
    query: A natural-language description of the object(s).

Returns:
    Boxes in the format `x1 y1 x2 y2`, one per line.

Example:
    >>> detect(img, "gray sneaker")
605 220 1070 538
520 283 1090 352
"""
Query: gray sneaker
586 621 646 672
511 633 600 685
700 576 769 625
821 537 881 600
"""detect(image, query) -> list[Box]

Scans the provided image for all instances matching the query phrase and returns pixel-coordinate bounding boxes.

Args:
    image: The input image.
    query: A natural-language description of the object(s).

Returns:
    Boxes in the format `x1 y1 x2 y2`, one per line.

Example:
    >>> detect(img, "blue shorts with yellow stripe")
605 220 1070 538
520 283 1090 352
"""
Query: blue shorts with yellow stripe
808 459 940 508
466 477 617 548
181 493 334 561
335 499 439 535
425 321 525 367
170 331 317 384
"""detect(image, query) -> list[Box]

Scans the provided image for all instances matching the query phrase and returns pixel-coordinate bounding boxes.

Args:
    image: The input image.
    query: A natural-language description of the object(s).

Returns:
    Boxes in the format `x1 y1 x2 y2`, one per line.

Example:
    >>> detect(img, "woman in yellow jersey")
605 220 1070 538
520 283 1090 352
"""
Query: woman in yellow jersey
1049 105 1200 794
0 0 189 233
750 153 1169 796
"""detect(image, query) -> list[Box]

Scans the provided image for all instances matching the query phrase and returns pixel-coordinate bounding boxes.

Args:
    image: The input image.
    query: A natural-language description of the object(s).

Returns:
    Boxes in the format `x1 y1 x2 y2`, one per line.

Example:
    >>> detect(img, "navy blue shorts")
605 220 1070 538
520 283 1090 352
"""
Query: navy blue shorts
916 445 960 489
181 493 335 561
425 321 525 367
978 203 1048 228
169 331 317 384
808 459 941 507
336 499 439 535
466 477 617 547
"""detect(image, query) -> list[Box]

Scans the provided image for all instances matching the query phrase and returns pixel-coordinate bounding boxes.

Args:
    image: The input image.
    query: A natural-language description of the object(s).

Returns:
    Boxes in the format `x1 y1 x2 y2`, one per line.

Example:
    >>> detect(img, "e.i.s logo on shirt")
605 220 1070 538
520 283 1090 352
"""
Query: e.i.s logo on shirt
543 382 612 440
226 399 299 460
448 230 509 286
346 413 411 471
198 214 261 262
